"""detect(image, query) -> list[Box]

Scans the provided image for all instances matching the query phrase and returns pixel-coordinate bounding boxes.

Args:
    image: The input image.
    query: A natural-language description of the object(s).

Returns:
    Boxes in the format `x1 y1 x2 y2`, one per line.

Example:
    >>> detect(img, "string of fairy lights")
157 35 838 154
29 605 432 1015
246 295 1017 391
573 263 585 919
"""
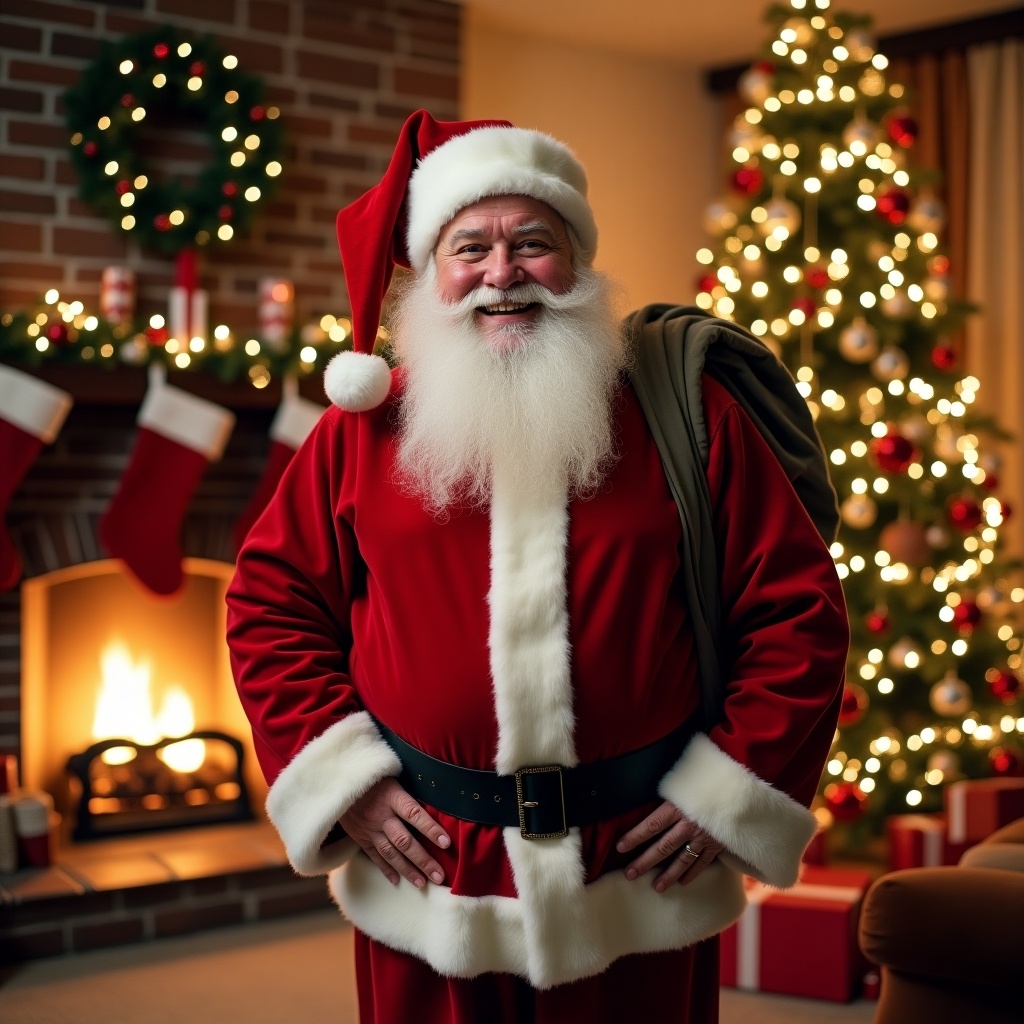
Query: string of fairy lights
0 292 376 387
695 0 1023 830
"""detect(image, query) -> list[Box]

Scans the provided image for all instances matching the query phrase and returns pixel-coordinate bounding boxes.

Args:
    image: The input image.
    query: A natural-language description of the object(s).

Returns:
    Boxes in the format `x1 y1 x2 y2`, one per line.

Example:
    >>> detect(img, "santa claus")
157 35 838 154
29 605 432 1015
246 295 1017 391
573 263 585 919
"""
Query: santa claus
226 110 849 1023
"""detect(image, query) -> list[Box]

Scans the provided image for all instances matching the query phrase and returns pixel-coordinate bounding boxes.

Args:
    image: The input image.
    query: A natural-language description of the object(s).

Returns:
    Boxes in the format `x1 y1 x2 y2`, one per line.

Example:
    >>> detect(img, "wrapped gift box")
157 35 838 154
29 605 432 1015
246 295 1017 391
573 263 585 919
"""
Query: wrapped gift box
886 813 973 870
801 828 828 865
945 777 1024 844
720 866 873 1002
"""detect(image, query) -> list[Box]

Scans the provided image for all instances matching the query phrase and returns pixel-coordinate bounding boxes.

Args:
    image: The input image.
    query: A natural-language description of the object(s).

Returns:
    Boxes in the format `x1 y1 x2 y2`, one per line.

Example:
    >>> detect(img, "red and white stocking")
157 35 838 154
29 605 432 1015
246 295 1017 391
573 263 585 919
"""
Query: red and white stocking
99 377 234 596
233 385 323 552
0 365 73 591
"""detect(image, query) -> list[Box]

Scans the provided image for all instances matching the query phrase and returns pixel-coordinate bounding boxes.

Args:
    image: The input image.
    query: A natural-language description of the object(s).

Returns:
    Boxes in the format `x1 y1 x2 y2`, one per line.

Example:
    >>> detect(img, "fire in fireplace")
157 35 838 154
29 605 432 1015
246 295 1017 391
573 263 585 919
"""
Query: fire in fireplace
63 641 252 840
20 557 262 840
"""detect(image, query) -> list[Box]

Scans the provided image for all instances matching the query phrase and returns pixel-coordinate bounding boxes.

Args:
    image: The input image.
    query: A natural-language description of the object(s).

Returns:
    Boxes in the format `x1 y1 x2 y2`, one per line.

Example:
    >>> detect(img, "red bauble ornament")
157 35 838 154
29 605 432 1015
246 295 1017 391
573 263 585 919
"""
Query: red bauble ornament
824 782 868 823
1001 502 1013 521
732 166 764 195
154 213 172 232
46 322 69 345
190 61 206 76
887 114 918 148
792 296 816 317
153 42 169 58
697 273 718 294
928 255 951 276
989 747 1022 777
120 93 134 108
931 345 957 371
222 181 238 197
218 204 234 220
805 265 829 289
980 473 999 491
876 187 910 225
866 609 890 634
947 496 983 532
145 325 169 346
115 179 132 195
951 599 982 634
83 141 98 157
870 429 916 473
839 683 869 726
986 668 1022 704
879 520 931 565
250 105 266 121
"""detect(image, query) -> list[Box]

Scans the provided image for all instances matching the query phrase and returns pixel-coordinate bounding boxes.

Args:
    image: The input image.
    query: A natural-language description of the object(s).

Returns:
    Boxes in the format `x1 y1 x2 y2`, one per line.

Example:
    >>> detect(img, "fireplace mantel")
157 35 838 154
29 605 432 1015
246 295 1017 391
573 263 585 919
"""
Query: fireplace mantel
9 361 329 411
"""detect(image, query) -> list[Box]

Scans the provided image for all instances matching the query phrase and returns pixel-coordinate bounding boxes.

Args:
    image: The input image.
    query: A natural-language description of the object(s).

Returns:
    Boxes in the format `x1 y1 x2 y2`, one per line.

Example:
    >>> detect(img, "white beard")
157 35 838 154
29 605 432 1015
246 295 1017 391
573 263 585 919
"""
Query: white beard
391 265 628 516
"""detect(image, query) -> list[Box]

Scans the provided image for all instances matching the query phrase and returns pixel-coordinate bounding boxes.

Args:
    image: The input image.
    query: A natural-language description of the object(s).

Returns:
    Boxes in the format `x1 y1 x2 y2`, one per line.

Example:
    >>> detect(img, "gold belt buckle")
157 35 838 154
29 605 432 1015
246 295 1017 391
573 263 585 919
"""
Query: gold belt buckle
514 765 568 840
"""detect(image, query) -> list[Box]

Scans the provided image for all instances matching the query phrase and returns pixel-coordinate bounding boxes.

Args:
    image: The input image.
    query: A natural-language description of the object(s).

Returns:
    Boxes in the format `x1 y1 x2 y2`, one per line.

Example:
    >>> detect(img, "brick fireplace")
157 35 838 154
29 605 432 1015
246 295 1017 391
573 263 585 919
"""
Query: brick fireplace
0 365 335 961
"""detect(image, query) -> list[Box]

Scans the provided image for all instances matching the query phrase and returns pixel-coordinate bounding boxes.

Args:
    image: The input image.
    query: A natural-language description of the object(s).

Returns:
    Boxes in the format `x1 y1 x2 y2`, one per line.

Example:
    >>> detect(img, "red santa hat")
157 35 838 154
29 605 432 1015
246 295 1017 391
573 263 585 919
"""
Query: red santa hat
326 109 597 413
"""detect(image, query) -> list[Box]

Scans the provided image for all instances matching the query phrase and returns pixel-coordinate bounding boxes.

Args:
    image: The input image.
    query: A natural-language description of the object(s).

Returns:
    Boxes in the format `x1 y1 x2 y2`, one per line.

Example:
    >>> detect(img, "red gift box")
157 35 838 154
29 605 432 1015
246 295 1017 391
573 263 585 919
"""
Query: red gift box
944 778 1024 844
886 813 972 870
801 828 828 865
720 866 873 1002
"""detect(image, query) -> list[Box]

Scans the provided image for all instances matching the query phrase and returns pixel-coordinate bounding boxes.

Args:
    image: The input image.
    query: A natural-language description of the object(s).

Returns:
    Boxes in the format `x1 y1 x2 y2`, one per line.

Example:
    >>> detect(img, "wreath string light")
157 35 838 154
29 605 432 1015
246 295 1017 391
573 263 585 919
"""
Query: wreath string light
65 25 285 258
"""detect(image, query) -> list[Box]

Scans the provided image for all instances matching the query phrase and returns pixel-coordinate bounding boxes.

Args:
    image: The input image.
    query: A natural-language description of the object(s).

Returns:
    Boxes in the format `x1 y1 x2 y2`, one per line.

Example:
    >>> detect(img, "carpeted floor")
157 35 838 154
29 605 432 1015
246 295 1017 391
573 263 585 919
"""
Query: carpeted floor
0 910 877 1023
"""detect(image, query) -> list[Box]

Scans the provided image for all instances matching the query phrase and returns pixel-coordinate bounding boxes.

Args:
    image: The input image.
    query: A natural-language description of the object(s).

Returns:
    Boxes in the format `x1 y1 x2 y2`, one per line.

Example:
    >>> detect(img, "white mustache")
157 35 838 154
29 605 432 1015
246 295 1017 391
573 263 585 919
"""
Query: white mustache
441 277 601 320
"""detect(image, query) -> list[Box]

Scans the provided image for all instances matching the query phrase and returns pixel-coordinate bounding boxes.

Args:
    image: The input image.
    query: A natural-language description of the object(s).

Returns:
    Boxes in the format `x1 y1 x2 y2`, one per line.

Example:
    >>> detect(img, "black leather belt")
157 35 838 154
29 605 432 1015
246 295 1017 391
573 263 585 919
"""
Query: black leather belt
372 717 697 840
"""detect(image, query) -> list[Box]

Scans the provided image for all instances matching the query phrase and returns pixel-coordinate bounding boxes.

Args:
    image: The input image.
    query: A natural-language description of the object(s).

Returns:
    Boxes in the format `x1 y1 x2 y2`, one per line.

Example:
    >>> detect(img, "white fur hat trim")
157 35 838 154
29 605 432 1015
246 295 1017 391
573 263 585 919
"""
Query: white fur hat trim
406 126 597 273
324 350 392 412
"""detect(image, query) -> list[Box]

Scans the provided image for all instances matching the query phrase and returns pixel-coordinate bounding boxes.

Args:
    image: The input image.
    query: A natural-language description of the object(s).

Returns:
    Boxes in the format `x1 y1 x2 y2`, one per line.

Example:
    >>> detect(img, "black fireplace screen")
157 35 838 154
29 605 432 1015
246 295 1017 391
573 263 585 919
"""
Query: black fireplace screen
65 730 253 841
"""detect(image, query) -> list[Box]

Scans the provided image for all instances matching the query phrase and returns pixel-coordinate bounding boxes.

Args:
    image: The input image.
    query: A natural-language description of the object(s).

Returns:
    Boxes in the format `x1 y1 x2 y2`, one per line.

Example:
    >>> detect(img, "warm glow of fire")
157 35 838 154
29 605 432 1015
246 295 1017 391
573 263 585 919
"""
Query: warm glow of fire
92 642 206 772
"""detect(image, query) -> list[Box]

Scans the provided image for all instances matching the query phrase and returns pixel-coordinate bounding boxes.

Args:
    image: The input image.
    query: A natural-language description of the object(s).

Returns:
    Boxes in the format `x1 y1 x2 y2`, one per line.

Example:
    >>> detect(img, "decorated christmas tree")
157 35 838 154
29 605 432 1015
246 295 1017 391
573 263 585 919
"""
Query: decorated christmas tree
695 0 1023 848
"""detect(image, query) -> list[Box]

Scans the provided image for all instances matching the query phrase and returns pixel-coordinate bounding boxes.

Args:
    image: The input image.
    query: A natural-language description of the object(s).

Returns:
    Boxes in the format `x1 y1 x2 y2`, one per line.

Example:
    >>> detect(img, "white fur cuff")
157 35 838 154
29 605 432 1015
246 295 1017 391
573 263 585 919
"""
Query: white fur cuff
265 711 402 876
324 350 392 412
658 734 816 889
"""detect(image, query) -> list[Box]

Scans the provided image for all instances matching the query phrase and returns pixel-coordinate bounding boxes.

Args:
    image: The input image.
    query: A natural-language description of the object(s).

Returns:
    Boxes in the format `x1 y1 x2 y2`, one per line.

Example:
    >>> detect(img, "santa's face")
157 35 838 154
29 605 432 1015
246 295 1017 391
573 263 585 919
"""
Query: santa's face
433 195 576 353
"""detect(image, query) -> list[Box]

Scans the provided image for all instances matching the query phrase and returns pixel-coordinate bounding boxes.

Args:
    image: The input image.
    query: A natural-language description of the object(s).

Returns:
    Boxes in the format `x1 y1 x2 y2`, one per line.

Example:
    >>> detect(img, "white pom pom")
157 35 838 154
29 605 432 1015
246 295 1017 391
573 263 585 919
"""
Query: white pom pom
323 351 392 412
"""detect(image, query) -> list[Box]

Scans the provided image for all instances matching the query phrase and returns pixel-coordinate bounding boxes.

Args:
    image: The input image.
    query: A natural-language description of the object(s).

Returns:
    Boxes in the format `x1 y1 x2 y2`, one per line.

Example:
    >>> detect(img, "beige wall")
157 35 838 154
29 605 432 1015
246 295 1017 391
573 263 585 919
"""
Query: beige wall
462 14 721 314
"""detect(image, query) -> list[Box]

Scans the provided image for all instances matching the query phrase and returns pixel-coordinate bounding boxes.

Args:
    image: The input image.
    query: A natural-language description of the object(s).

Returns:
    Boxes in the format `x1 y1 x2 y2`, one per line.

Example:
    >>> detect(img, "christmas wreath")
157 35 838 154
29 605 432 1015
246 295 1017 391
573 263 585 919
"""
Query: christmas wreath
64 26 285 256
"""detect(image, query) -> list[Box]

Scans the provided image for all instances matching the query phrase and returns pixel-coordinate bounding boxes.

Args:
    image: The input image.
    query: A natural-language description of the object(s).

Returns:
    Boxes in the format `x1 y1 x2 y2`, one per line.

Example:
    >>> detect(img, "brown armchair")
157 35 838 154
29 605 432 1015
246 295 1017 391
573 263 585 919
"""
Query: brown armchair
858 817 1024 1024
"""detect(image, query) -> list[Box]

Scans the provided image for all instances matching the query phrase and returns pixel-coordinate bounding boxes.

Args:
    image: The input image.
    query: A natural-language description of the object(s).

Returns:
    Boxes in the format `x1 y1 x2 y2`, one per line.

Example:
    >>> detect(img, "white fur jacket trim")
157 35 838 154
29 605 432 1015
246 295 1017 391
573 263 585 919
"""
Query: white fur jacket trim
265 711 401 876
659 732 817 889
331 846 747 989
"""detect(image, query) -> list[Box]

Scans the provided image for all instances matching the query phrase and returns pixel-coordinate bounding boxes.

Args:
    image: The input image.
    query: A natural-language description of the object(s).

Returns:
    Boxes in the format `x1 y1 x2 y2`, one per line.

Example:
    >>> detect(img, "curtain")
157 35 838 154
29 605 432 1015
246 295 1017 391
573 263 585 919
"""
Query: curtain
964 41 1024 558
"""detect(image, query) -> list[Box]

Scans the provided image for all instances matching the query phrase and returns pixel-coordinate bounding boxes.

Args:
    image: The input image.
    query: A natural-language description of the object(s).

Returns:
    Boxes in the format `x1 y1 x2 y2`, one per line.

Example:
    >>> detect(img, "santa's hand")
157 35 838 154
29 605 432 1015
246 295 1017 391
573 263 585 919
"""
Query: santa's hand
340 777 450 888
615 800 724 892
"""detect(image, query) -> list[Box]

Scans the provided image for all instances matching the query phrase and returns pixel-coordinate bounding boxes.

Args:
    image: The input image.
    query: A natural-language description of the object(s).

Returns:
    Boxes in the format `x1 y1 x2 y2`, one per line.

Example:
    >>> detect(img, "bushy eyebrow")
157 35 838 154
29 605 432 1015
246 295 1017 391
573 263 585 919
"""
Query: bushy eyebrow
443 220 558 246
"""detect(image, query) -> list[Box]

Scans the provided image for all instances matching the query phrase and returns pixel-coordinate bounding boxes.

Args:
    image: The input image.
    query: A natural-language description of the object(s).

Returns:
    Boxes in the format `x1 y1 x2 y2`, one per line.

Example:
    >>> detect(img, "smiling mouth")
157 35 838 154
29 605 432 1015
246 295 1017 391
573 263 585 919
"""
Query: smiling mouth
476 301 540 316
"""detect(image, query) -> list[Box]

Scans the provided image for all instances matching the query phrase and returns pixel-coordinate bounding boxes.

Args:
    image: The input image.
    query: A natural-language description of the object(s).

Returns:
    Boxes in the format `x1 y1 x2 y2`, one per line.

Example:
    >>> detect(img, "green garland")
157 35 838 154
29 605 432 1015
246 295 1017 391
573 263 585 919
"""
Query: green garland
65 26 284 256
0 297 366 387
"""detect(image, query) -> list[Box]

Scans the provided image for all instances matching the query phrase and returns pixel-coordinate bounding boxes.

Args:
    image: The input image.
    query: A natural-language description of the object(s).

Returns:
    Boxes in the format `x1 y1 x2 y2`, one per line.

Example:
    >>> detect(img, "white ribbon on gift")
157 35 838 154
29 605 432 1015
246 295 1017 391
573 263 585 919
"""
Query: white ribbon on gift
893 814 945 865
736 880 865 990
947 782 968 844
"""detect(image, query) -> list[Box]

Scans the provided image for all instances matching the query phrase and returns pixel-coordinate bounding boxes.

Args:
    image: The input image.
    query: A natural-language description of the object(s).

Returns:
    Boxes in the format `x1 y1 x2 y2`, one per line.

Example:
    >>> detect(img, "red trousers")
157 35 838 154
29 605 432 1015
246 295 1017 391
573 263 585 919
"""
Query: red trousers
354 931 720 1024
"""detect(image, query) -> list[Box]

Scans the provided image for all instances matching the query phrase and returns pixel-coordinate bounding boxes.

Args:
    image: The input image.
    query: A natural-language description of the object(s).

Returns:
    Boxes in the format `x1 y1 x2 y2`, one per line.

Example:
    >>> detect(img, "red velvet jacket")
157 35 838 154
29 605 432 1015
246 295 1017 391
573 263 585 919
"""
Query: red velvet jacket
226 369 848 989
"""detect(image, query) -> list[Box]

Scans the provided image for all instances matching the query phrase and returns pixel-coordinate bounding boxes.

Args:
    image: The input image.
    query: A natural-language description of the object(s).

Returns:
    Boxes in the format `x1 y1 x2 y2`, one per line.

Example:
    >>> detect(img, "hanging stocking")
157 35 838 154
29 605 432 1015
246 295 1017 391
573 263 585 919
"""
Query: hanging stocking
233 379 324 552
99 369 234 596
0 365 73 591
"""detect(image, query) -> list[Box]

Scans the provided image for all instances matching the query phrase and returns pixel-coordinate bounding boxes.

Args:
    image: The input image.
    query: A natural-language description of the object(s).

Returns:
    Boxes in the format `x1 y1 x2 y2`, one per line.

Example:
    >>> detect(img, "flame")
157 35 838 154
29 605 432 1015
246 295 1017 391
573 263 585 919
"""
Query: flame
92 643 205 772
156 688 205 773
